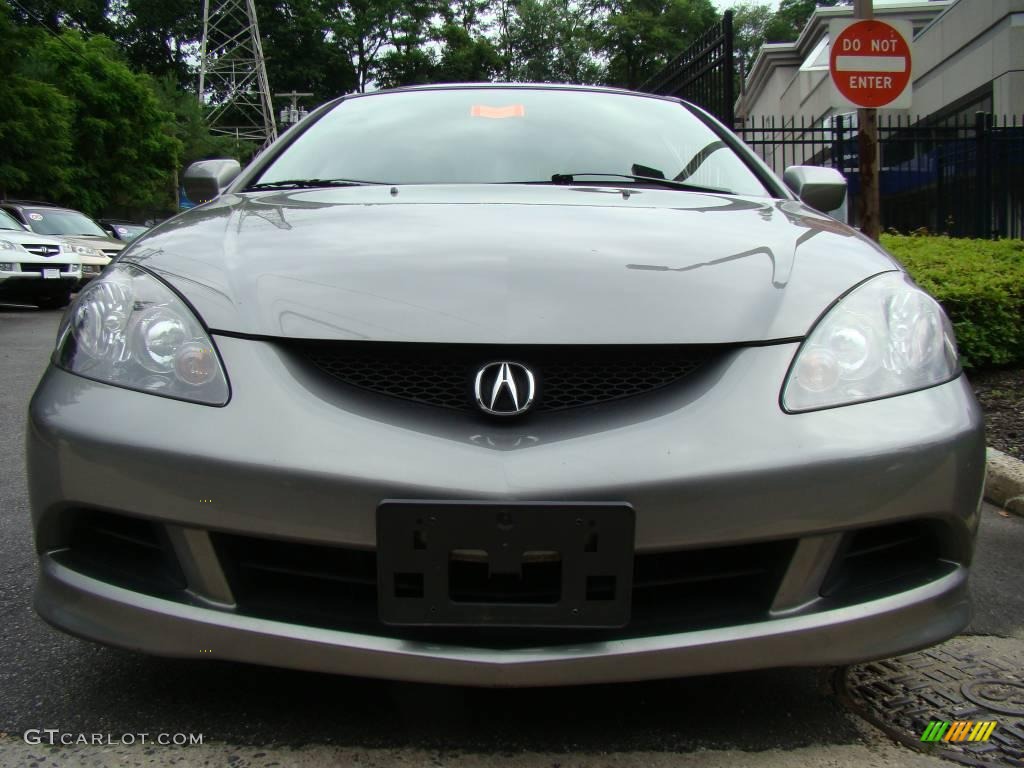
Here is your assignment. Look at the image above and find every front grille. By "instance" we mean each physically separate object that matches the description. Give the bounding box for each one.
[293,342,716,413]
[22,244,61,257]
[18,263,73,275]
[212,532,795,647]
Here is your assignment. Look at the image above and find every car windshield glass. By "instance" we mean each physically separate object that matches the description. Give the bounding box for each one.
[112,224,147,240]
[24,209,107,237]
[0,209,23,231]
[255,89,771,197]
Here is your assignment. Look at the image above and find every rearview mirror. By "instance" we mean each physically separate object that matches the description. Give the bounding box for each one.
[783,166,847,213]
[183,159,242,205]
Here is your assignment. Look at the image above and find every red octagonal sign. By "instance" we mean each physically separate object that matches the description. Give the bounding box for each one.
[829,19,912,109]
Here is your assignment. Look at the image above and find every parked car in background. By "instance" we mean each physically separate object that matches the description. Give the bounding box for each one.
[99,219,149,242]
[0,200,120,285]
[70,249,109,288]
[0,209,80,308]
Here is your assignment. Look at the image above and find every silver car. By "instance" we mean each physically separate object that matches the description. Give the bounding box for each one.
[27,85,985,687]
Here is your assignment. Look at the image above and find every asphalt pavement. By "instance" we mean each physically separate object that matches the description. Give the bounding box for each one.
[0,303,1021,767]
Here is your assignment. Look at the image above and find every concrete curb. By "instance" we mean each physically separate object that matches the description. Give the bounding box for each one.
[985,447,1024,516]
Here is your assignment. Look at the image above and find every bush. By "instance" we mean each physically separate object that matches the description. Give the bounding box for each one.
[882,235,1024,368]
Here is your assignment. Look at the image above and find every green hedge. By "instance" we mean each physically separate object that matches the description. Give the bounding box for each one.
[882,235,1024,368]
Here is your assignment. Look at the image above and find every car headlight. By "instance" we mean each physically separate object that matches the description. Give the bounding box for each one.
[56,262,229,405]
[0,239,25,252]
[63,243,102,257]
[782,272,959,412]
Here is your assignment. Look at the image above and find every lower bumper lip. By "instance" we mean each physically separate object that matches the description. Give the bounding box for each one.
[35,557,971,687]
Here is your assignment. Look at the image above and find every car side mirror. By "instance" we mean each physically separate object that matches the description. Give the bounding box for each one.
[783,166,847,213]
[183,159,242,205]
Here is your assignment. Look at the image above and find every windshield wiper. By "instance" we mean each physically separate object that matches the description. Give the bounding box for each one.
[543,172,731,195]
[243,178,384,191]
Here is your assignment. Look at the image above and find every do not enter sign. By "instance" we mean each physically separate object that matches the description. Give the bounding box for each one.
[829,19,912,109]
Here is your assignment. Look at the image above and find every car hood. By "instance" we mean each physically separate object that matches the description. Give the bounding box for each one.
[0,229,62,248]
[54,236,115,264]
[123,185,900,344]
[63,235,125,253]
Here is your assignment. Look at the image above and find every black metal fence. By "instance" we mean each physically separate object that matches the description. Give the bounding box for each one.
[640,11,734,127]
[734,112,1024,239]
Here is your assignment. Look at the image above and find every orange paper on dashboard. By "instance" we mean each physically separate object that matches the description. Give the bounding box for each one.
[470,104,525,119]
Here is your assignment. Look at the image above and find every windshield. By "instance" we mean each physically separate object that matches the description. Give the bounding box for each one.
[110,224,147,240]
[255,88,771,197]
[0,209,24,231]
[24,208,107,237]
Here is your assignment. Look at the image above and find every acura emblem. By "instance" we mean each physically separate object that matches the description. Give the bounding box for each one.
[474,362,536,416]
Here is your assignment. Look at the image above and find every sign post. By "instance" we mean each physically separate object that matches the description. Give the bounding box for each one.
[829,2,912,242]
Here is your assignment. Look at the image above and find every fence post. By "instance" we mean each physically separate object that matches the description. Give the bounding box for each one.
[832,114,844,174]
[831,115,848,223]
[935,124,945,234]
[723,11,735,128]
[974,111,992,238]
[987,112,995,236]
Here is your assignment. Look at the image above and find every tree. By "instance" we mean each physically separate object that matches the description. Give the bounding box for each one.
[505,0,605,84]
[108,0,201,81]
[148,75,256,166]
[17,29,182,215]
[440,0,492,31]
[371,0,440,87]
[375,3,504,89]
[257,0,357,102]
[433,23,503,83]
[376,45,437,88]
[601,0,719,90]
[8,0,111,36]
[764,0,844,44]
[330,0,401,92]
[731,0,773,83]
[0,9,74,200]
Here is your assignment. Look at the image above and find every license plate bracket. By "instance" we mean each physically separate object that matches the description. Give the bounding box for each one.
[377,501,635,628]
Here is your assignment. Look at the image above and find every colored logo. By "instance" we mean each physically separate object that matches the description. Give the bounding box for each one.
[920,720,997,743]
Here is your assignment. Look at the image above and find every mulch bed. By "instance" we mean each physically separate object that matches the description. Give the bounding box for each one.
[970,366,1024,459]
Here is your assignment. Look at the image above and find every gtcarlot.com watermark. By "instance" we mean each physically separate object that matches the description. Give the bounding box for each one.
[24,729,204,746]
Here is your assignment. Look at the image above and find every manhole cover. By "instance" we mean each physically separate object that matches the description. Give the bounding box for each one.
[963,680,1024,717]
[838,636,1024,767]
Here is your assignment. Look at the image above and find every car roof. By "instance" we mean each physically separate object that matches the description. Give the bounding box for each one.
[1,200,78,213]
[356,82,686,104]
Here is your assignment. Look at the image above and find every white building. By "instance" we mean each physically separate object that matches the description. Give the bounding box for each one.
[736,0,1024,129]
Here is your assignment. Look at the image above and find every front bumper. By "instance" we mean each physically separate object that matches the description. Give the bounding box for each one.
[76,262,108,288]
[27,337,986,685]
[0,273,77,300]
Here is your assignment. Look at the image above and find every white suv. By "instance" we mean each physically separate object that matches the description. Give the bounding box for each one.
[0,209,81,309]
